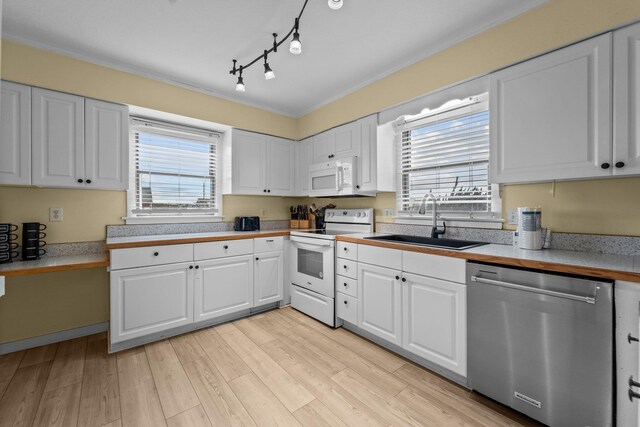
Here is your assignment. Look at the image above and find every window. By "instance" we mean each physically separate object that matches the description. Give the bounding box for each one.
[396,93,500,222]
[128,118,221,219]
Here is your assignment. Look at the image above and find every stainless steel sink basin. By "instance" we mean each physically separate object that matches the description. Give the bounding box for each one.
[364,234,488,250]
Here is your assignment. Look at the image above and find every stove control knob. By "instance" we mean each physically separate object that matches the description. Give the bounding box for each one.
[360,211,366,217]
[356,212,362,217]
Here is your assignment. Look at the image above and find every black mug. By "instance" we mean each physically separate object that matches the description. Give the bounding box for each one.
[22,246,46,260]
[0,223,18,233]
[0,233,18,244]
[0,250,19,264]
[0,242,19,252]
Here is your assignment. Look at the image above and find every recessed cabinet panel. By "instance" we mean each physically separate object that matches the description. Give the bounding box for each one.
[295,138,312,196]
[232,130,266,195]
[358,115,378,192]
[0,82,31,185]
[32,88,85,187]
[85,99,129,189]
[357,263,402,346]
[402,273,466,376]
[254,250,283,307]
[195,255,253,321]
[267,136,294,196]
[490,34,612,183]
[333,120,361,159]
[312,130,334,164]
[110,262,193,343]
[614,22,640,176]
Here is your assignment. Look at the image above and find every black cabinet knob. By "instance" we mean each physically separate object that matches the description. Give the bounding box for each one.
[189,265,194,269]
[343,247,348,251]
[195,265,199,269]
[328,155,331,159]
[256,257,259,261]
[153,252,159,256]
[401,277,406,282]
[263,189,267,192]
[344,300,348,305]
[77,179,84,183]
[223,245,229,249]
[267,189,271,193]
[395,275,400,280]
[343,282,347,287]
[86,179,92,184]
[601,162,610,169]
[356,185,360,189]
[343,265,347,269]
[616,161,626,168]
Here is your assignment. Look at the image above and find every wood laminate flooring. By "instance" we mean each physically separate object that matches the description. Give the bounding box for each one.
[0,307,542,426]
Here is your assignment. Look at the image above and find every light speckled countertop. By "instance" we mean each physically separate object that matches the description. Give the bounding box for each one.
[338,233,640,282]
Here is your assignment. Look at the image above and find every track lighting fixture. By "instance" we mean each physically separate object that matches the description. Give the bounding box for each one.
[263,51,275,80]
[229,0,342,91]
[328,0,343,10]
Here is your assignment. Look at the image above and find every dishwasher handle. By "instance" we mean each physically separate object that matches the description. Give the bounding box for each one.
[471,275,596,304]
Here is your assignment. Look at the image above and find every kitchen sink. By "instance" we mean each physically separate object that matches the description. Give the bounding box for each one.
[364,234,488,250]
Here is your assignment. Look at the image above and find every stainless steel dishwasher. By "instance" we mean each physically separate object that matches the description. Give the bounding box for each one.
[467,262,613,427]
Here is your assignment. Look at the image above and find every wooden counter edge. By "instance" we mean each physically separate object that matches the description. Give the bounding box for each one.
[105,230,291,250]
[0,256,110,277]
[337,235,640,283]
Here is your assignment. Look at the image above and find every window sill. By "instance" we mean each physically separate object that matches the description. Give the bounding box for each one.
[123,215,225,225]
[392,216,504,230]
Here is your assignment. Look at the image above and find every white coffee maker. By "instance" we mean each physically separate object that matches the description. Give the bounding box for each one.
[517,207,544,250]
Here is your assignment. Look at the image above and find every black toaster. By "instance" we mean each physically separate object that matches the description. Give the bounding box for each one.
[234,216,260,231]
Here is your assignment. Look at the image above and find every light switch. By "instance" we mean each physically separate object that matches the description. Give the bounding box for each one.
[50,207,63,222]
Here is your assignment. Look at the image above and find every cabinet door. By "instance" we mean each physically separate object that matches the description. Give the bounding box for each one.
[358,115,377,192]
[110,262,194,344]
[32,88,85,187]
[267,136,294,196]
[85,99,129,190]
[357,263,402,346]
[402,273,466,377]
[232,130,266,195]
[312,130,334,163]
[195,255,253,322]
[490,34,612,183]
[295,138,312,196]
[614,22,640,176]
[254,250,283,307]
[333,120,361,159]
[0,81,31,185]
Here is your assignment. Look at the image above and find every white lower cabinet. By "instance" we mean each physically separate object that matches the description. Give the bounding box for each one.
[110,262,194,344]
[254,251,284,307]
[357,263,403,346]
[195,255,254,322]
[402,273,467,377]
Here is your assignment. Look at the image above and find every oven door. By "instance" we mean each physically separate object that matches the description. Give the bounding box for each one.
[309,161,340,197]
[290,235,335,297]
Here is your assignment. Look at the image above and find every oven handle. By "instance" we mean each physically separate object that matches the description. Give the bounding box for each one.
[471,275,596,304]
[291,236,335,249]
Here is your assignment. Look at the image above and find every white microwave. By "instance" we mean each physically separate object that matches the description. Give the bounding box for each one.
[309,157,370,197]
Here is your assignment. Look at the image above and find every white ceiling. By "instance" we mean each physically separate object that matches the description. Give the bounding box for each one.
[2,0,545,117]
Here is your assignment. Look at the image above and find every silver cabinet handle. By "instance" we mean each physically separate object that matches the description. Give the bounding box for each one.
[471,275,596,304]
[630,389,640,402]
[629,333,639,343]
[630,376,640,389]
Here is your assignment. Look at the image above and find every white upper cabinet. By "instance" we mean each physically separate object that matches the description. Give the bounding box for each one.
[85,99,129,190]
[613,22,640,176]
[295,137,312,196]
[231,129,294,196]
[312,130,334,163]
[357,115,378,192]
[490,34,613,183]
[266,136,294,196]
[29,87,129,190]
[0,82,31,185]
[333,120,361,159]
[32,88,85,187]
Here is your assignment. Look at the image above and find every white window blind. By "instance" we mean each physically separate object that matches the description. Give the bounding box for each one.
[131,118,220,216]
[397,93,496,218]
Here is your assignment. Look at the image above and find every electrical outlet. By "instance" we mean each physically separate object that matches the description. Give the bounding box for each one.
[50,207,63,222]
[384,208,394,217]
[507,209,518,225]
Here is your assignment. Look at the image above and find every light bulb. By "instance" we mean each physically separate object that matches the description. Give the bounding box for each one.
[235,76,245,92]
[289,32,302,55]
[328,0,343,10]
[264,63,275,80]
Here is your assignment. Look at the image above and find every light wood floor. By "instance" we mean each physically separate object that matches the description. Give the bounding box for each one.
[0,307,542,427]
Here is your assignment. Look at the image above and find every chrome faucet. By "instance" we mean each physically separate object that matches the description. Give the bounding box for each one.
[418,193,446,238]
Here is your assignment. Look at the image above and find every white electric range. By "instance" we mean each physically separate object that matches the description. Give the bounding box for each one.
[289,208,374,326]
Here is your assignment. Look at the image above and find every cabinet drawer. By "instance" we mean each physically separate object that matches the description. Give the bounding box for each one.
[111,244,193,270]
[194,239,253,260]
[254,236,284,253]
[402,251,466,283]
[336,292,357,324]
[291,285,334,326]
[336,275,358,298]
[358,244,402,270]
[337,241,357,261]
[337,259,358,279]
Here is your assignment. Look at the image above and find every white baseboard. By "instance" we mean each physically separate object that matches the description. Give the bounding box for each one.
[0,322,109,355]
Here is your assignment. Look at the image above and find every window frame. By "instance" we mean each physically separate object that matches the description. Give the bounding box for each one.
[394,93,503,228]
[125,118,223,224]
